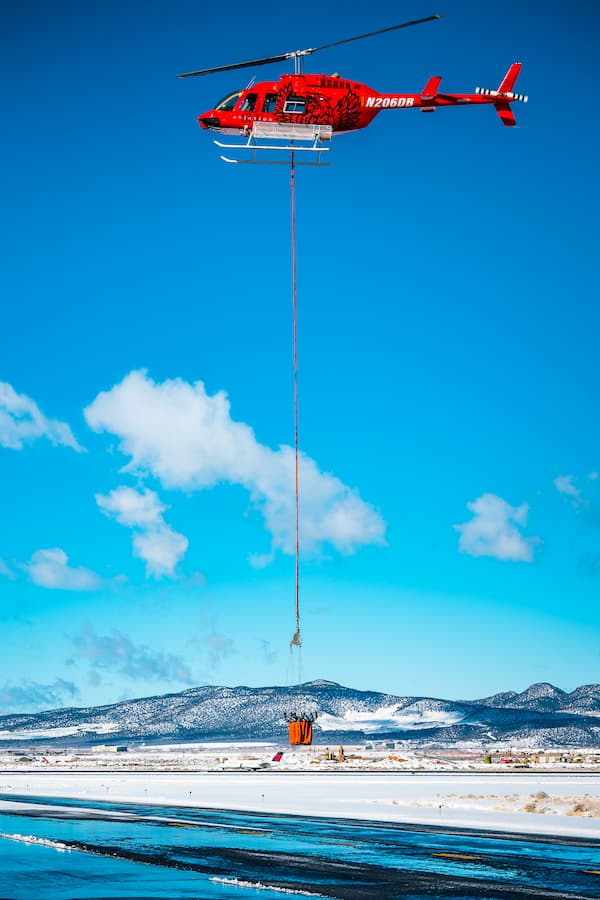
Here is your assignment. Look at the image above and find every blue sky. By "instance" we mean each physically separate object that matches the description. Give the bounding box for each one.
[1,0,599,713]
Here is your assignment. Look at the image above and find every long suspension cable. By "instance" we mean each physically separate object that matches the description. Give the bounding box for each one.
[292,151,300,636]
[290,150,301,675]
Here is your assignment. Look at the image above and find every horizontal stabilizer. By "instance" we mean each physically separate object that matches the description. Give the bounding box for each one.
[420,75,441,100]
[476,87,528,102]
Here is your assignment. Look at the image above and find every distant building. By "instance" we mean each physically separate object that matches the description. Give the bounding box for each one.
[91,745,128,753]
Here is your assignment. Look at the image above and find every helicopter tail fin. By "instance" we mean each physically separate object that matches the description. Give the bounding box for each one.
[475,63,527,126]
[495,63,526,127]
[497,62,522,94]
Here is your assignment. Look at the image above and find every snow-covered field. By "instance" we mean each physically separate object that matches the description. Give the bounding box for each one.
[1,769,599,839]
[317,705,466,732]
[4,742,600,771]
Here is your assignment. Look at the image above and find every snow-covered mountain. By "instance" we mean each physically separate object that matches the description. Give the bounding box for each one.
[1,679,599,747]
[475,682,600,715]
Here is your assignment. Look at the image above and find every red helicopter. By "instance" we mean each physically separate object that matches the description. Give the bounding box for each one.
[178,16,527,162]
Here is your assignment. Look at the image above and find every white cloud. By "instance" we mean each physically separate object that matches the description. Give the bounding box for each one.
[454,493,539,562]
[96,485,188,578]
[205,631,236,668]
[132,527,188,578]
[553,474,587,508]
[71,624,193,684]
[85,370,385,558]
[553,474,580,498]
[248,551,275,569]
[0,381,83,452]
[0,559,16,580]
[25,548,103,591]
[96,484,165,527]
[259,638,277,664]
[0,678,79,712]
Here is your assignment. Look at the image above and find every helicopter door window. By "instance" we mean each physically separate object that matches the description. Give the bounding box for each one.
[239,93,258,112]
[283,96,306,114]
[262,93,278,113]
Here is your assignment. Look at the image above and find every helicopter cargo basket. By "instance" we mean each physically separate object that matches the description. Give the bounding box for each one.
[215,122,332,165]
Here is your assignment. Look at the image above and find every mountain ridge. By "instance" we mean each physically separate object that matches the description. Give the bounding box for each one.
[1,679,599,748]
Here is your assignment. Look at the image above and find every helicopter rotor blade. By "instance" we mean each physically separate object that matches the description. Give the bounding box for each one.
[178,52,294,78]
[177,14,441,79]
[312,15,441,53]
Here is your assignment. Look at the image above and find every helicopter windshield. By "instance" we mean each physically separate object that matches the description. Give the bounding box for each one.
[214,91,242,111]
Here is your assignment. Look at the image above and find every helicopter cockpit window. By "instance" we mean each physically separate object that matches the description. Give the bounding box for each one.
[239,93,257,112]
[262,93,278,113]
[214,91,242,111]
[283,96,306,114]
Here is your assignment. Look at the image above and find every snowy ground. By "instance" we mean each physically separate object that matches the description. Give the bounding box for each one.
[1,768,599,840]
[3,742,600,772]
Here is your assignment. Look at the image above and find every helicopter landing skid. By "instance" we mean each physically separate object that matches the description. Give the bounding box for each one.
[214,122,332,165]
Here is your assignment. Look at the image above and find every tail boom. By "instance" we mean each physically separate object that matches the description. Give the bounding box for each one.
[362,63,527,128]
